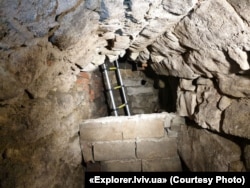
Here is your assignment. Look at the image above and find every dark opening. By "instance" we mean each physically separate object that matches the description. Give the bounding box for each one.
[141,79,147,85]
[143,65,179,113]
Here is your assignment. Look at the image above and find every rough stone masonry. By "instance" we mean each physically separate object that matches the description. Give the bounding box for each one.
[0,0,250,187]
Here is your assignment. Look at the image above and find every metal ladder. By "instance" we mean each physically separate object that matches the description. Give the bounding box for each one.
[101,60,131,116]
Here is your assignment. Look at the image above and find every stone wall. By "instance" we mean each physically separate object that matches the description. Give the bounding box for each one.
[107,67,159,115]
[178,119,246,171]
[1,0,250,187]
[102,64,179,116]
[80,112,246,172]
[0,66,108,188]
[79,113,183,172]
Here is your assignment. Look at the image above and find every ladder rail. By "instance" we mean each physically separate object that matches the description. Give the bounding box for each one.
[101,63,118,116]
[114,60,131,116]
[101,60,131,116]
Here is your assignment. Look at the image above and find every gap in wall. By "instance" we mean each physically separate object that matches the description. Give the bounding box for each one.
[142,64,179,113]
[98,58,179,116]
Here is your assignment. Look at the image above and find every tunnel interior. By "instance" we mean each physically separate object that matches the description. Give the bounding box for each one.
[1,0,250,187]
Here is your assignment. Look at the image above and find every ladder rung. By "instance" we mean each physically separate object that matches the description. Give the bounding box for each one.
[101,65,117,71]
[109,67,117,71]
[110,103,128,111]
[118,103,126,109]
[101,60,131,116]
[104,85,124,92]
[113,85,123,90]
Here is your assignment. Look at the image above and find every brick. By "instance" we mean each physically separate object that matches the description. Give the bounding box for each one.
[101,159,142,172]
[76,77,84,85]
[80,141,94,163]
[123,118,165,139]
[142,157,182,172]
[78,72,90,79]
[80,121,123,141]
[136,136,178,159]
[131,95,158,109]
[123,79,142,87]
[89,89,95,102]
[93,141,136,161]
[127,87,154,96]
[76,77,89,92]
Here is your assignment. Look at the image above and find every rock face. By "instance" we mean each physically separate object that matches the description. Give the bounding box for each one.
[222,99,250,139]
[178,124,243,171]
[1,0,250,187]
